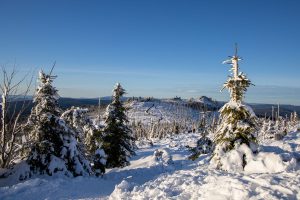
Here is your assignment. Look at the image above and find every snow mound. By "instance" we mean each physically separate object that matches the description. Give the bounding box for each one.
[0,161,31,186]
[211,143,297,173]
[109,180,135,200]
[245,152,297,173]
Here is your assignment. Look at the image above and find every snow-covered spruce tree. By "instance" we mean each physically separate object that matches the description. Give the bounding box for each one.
[102,83,135,168]
[211,46,258,171]
[26,70,91,177]
[61,107,107,176]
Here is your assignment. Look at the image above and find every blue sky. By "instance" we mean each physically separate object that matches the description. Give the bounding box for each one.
[0,0,300,105]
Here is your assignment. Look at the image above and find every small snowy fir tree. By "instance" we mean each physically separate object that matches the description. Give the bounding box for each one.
[26,70,91,177]
[61,107,107,175]
[211,46,258,171]
[102,83,135,168]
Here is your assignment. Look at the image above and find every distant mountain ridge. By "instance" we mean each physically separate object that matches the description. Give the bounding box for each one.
[2,96,299,118]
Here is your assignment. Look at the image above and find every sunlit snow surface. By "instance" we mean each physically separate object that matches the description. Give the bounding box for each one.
[1,132,300,200]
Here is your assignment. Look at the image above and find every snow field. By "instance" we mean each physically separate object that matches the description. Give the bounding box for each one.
[0,132,300,200]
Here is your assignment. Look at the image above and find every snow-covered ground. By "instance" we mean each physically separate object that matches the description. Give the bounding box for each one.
[1,131,300,200]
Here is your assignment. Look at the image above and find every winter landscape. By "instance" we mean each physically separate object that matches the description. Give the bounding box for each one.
[1,1,300,200]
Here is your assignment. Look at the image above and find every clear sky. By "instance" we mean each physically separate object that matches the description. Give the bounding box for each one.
[0,0,300,105]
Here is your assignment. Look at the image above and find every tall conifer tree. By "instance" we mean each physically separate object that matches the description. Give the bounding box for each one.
[26,70,91,176]
[211,46,258,170]
[102,83,135,168]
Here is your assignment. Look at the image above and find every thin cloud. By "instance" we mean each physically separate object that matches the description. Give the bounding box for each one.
[56,67,160,77]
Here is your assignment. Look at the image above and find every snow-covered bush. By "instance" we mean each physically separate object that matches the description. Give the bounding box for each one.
[189,136,213,160]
